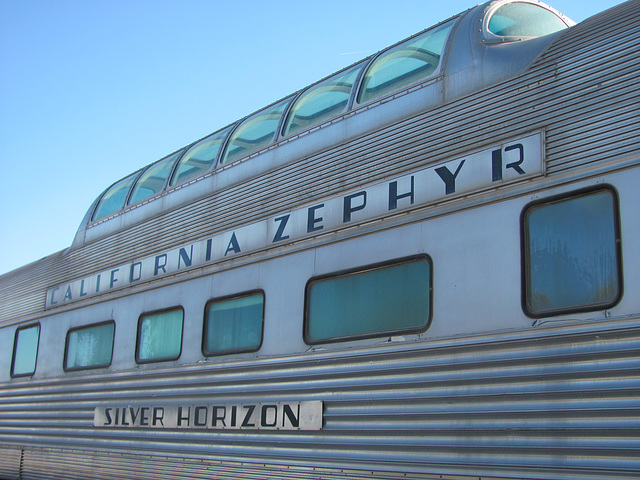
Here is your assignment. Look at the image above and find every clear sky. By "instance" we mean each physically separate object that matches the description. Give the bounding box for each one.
[0,0,625,275]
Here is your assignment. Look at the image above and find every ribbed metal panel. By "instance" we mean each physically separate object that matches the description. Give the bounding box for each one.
[0,318,638,479]
[0,445,20,480]
[0,254,58,324]
[16,447,509,480]
[1,4,639,476]
[1,1,638,325]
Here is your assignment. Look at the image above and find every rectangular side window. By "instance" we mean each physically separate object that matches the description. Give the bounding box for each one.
[64,321,115,371]
[305,255,432,344]
[11,324,40,377]
[203,292,264,356]
[136,308,183,363]
[522,187,622,317]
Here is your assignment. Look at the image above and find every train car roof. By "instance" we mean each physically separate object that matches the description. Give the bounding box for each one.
[72,0,573,248]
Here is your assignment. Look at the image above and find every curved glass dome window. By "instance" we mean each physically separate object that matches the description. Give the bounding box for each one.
[128,149,183,206]
[357,19,454,105]
[487,2,570,40]
[220,97,292,165]
[170,126,233,186]
[282,62,364,137]
[92,172,139,221]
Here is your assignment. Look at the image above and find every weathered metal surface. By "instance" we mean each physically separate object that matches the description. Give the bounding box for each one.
[0,319,639,479]
[0,1,638,479]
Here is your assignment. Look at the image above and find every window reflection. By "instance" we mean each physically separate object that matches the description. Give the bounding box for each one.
[283,63,363,137]
[203,292,264,356]
[305,257,431,344]
[488,3,569,38]
[12,324,40,377]
[65,322,114,371]
[128,150,183,206]
[137,308,183,363]
[171,127,232,186]
[92,173,138,221]
[524,189,621,316]
[358,20,453,104]
[220,98,292,165]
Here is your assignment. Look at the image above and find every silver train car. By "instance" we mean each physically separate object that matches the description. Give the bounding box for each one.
[1,0,638,478]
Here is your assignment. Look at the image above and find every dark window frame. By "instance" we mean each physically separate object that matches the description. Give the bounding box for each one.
[304,254,433,345]
[135,306,184,364]
[520,185,623,318]
[63,320,115,372]
[201,290,265,358]
[11,323,41,378]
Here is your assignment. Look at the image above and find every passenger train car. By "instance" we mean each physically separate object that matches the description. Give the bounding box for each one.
[0,0,638,478]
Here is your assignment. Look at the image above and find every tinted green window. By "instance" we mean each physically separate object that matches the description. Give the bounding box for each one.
[128,150,183,205]
[170,126,232,186]
[92,173,138,221]
[12,324,40,377]
[220,97,292,165]
[488,3,568,38]
[358,20,453,104]
[65,321,114,371]
[137,308,183,363]
[305,257,432,344]
[523,189,621,317]
[203,292,264,356]
[282,63,363,137]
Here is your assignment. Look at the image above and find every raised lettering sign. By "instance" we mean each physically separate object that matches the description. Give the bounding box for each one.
[94,401,323,431]
[47,133,543,307]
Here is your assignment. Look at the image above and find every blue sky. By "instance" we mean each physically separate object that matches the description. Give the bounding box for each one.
[0,0,624,275]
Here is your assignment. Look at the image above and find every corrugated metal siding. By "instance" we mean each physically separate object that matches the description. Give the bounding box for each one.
[0,318,638,479]
[1,2,638,325]
[0,254,60,324]
[15,448,505,480]
[535,2,640,173]
[0,445,20,480]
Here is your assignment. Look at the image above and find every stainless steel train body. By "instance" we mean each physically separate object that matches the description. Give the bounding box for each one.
[0,1,639,479]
